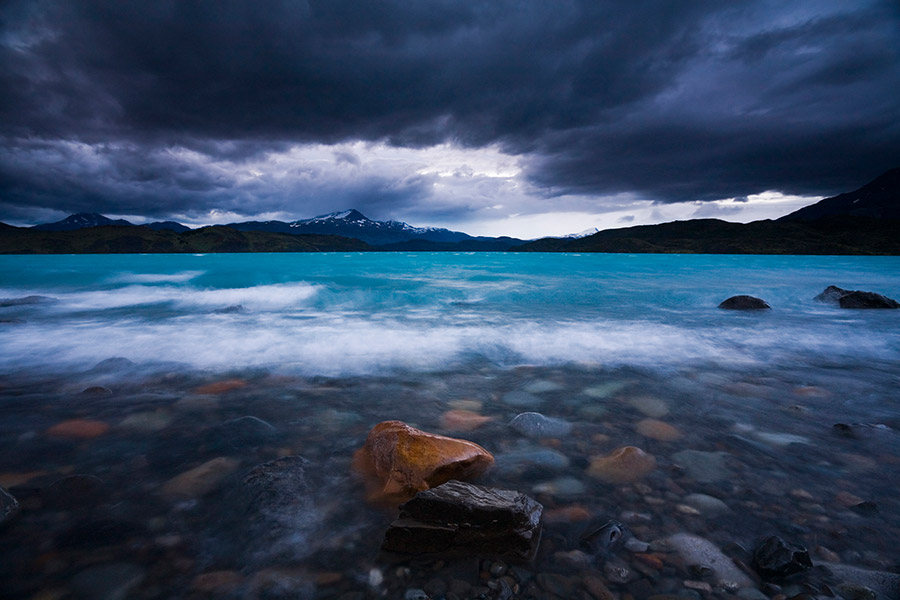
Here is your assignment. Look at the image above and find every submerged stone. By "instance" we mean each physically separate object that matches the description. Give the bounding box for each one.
[682,493,730,516]
[382,480,543,560]
[161,457,240,499]
[509,412,572,438]
[627,396,669,418]
[441,409,493,431]
[671,450,730,482]
[588,446,657,483]
[229,456,320,564]
[352,420,494,503]
[46,418,110,440]
[719,295,771,310]
[752,536,812,579]
[580,518,627,555]
[635,418,682,441]
[667,533,754,588]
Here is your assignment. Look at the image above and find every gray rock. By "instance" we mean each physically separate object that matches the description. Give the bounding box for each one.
[382,480,543,560]
[671,450,731,483]
[404,589,428,600]
[226,456,320,565]
[719,295,771,310]
[1,486,20,527]
[70,563,145,600]
[820,563,900,600]
[682,493,730,516]
[509,412,572,438]
[666,533,754,588]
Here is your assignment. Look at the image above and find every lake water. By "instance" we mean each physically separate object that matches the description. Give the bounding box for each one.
[1,253,899,599]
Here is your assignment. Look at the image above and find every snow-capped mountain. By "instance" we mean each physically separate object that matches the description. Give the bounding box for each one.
[560,227,599,239]
[229,209,475,245]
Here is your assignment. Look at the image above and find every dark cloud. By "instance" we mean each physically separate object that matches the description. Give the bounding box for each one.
[1,0,898,223]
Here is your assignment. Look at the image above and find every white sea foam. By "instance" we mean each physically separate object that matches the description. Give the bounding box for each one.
[107,270,206,284]
[48,282,321,312]
[1,314,896,377]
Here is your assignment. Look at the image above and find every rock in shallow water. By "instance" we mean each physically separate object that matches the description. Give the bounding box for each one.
[719,295,771,310]
[227,455,320,565]
[671,450,730,483]
[666,533,754,588]
[815,285,900,308]
[752,536,812,579]
[353,420,494,503]
[161,457,240,499]
[382,480,543,560]
[509,412,572,438]
[588,446,657,483]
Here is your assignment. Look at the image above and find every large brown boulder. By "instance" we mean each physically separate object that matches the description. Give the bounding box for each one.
[353,421,494,503]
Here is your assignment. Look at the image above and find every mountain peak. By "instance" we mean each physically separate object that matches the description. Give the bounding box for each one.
[780,166,900,221]
[31,213,134,231]
[296,209,370,225]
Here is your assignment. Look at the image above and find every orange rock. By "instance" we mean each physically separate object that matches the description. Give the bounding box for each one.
[161,457,240,499]
[193,379,246,394]
[440,409,493,431]
[634,553,664,570]
[352,420,494,503]
[191,570,244,593]
[46,419,110,439]
[587,446,657,483]
[635,418,682,442]
[0,471,47,488]
[543,506,592,523]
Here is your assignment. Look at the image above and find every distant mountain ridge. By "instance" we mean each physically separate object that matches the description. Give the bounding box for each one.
[31,213,133,231]
[227,209,489,245]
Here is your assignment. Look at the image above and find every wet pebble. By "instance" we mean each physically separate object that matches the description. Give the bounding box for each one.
[636,418,683,442]
[160,456,239,499]
[404,588,428,600]
[588,446,657,483]
[681,493,730,516]
[509,412,572,438]
[46,419,110,440]
[671,450,730,483]
[627,396,669,418]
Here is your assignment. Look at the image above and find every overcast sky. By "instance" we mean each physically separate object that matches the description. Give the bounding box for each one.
[1,0,898,237]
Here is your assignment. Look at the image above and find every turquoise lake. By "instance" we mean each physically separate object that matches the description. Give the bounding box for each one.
[1,253,899,599]
[2,252,899,375]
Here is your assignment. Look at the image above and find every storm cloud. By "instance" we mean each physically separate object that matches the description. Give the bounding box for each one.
[1,0,898,231]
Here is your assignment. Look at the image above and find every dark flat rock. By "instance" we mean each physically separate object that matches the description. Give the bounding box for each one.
[718,295,771,310]
[382,480,543,560]
[752,535,812,579]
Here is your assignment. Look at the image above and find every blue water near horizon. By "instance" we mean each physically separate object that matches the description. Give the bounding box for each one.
[1,252,899,376]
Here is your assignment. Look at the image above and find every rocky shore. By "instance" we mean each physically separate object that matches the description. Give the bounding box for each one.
[0,357,899,600]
